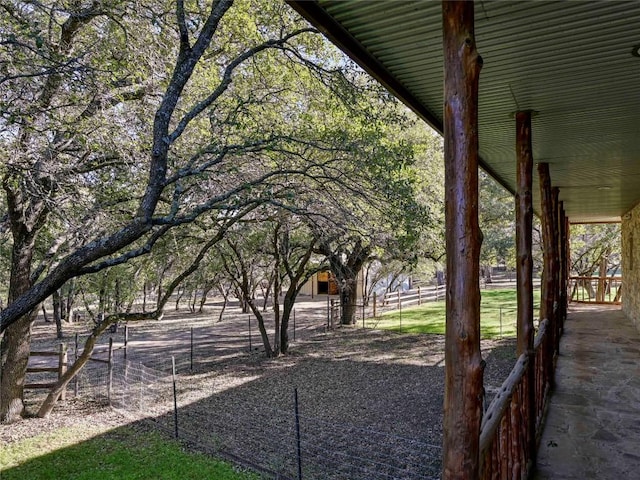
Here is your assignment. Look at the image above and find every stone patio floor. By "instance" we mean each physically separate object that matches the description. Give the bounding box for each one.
[534,303,640,479]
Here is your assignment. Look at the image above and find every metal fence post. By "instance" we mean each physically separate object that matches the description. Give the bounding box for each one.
[107,338,113,406]
[74,333,79,397]
[326,296,330,329]
[172,356,179,439]
[138,361,143,410]
[294,388,303,480]
[293,309,296,342]
[124,325,128,360]
[190,327,194,371]
[248,315,252,352]
[330,299,335,329]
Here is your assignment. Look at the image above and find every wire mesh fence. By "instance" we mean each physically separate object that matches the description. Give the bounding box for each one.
[70,342,442,480]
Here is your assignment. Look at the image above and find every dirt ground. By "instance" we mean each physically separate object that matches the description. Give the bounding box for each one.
[3,296,517,478]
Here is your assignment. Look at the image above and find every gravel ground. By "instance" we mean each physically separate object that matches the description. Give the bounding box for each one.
[3,297,517,478]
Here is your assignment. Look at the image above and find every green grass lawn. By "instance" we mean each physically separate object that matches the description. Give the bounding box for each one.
[372,288,541,339]
[0,424,257,480]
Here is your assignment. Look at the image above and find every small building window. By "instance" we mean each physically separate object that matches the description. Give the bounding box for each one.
[317,271,339,295]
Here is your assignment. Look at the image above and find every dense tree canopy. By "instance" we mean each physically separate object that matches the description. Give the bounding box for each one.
[479,171,515,279]
[0,0,448,420]
[570,223,620,277]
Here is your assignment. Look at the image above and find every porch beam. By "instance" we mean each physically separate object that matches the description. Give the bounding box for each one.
[442,1,483,478]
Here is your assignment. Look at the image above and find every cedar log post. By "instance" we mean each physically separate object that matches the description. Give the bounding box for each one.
[551,187,561,354]
[538,163,557,387]
[442,2,484,479]
[565,215,571,307]
[515,111,536,469]
[515,111,534,358]
[558,203,568,329]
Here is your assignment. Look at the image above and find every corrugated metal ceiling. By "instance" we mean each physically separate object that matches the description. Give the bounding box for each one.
[290,1,640,223]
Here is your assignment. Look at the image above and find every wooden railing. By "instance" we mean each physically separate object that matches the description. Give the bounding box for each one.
[533,320,550,436]
[569,276,622,304]
[479,319,549,479]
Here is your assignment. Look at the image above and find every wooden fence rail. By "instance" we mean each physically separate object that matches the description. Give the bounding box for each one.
[569,276,622,304]
[479,319,549,479]
[373,278,507,317]
[25,343,68,400]
[379,284,445,309]
[371,284,446,318]
[25,332,126,405]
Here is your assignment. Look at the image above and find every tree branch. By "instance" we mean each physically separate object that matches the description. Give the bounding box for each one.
[168,27,316,143]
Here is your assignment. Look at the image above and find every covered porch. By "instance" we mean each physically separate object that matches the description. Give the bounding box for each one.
[535,304,640,479]
[287,1,640,478]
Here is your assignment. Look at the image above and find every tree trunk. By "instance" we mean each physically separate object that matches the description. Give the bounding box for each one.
[0,229,39,423]
[0,310,38,423]
[280,293,295,355]
[363,264,372,306]
[52,290,63,340]
[42,304,50,323]
[59,296,67,322]
[272,278,281,356]
[142,281,148,312]
[198,285,213,313]
[247,301,274,357]
[442,1,483,478]
[339,277,358,325]
[190,289,197,313]
[216,284,230,322]
[114,277,122,312]
[98,272,108,317]
[175,286,185,311]
[64,279,76,321]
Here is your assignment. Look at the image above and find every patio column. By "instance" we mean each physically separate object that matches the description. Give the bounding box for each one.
[515,111,534,357]
[539,163,558,385]
[565,215,571,306]
[552,187,561,353]
[442,1,483,478]
[515,111,536,468]
[558,203,568,328]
